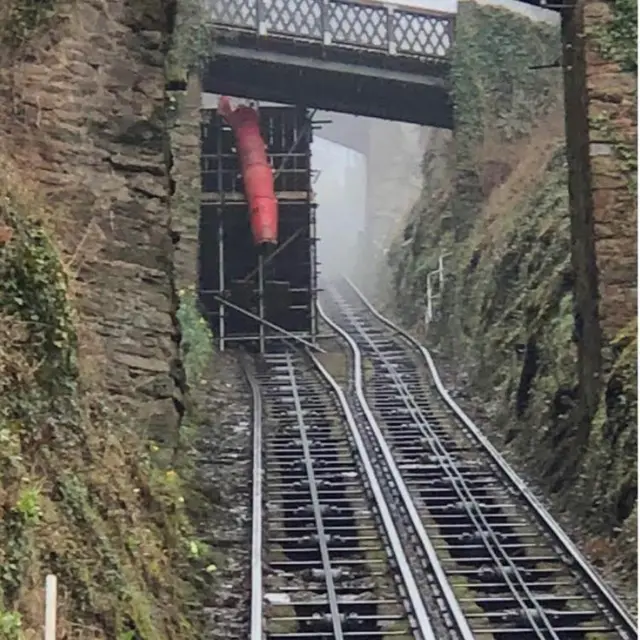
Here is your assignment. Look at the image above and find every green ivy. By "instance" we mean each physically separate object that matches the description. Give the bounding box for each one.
[453,2,561,164]
[594,0,637,72]
[450,2,562,239]
[0,203,77,392]
[1,0,57,49]
[176,286,213,387]
[0,610,23,640]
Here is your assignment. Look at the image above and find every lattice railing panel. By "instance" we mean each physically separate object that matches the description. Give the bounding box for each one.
[393,11,452,57]
[209,0,258,29]
[329,1,388,50]
[264,0,323,38]
[208,0,454,60]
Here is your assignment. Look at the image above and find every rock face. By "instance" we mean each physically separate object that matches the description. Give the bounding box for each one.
[1,0,183,433]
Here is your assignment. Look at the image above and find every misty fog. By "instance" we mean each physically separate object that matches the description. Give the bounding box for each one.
[312,130,367,282]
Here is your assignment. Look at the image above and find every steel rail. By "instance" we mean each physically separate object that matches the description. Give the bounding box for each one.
[306,349,437,640]
[283,353,345,639]
[242,356,264,640]
[329,287,562,639]
[343,275,639,638]
[317,297,476,639]
[247,347,423,639]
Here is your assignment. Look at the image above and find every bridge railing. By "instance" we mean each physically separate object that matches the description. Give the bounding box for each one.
[207,0,454,60]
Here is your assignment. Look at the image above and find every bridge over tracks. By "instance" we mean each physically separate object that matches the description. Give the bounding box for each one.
[203,0,455,127]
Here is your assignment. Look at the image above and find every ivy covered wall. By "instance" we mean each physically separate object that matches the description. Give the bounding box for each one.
[388,0,636,603]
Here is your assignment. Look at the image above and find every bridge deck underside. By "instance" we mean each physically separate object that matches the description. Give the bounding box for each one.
[204,33,453,128]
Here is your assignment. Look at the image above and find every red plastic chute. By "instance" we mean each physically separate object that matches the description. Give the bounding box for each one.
[218,96,278,246]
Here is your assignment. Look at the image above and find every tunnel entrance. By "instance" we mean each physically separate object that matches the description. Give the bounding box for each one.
[199,104,318,351]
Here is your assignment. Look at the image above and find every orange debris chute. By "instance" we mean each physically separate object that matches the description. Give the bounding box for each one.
[218,96,278,246]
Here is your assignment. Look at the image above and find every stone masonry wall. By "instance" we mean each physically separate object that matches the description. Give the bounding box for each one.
[169,74,202,291]
[0,0,182,434]
[584,0,637,341]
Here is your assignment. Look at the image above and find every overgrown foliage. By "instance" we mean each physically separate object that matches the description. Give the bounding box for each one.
[177,286,214,387]
[0,0,57,49]
[450,2,562,239]
[0,175,76,394]
[166,0,215,84]
[437,147,576,457]
[0,155,211,639]
[593,0,637,72]
[576,320,637,533]
[453,4,560,158]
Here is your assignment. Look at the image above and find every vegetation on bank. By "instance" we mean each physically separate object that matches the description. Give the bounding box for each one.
[450,3,560,239]
[592,0,637,72]
[0,0,217,636]
[390,2,562,322]
[0,155,213,639]
[389,0,636,595]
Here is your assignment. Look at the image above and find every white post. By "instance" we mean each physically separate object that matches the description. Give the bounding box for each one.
[438,253,445,291]
[426,275,433,324]
[45,575,57,640]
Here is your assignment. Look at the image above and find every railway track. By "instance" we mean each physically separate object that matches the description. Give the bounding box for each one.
[319,277,637,640]
[245,278,637,640]
[245,348,435,639]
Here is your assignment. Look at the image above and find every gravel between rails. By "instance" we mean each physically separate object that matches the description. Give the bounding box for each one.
[188,353,253,639]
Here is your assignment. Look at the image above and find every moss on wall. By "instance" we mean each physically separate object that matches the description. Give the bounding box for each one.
[0,155,211,639]
[165,0,215,86]
[389,0,636,596]
[592,0,637,72]
[451,2,561,239]
[0,0,58,50]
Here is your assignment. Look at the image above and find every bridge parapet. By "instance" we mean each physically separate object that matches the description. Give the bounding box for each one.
[209,0,454,60]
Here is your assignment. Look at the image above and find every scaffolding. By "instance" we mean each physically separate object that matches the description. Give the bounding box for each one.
[199,104,319,352]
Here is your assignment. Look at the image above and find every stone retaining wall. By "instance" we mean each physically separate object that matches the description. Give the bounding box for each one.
[1,0,183,433]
